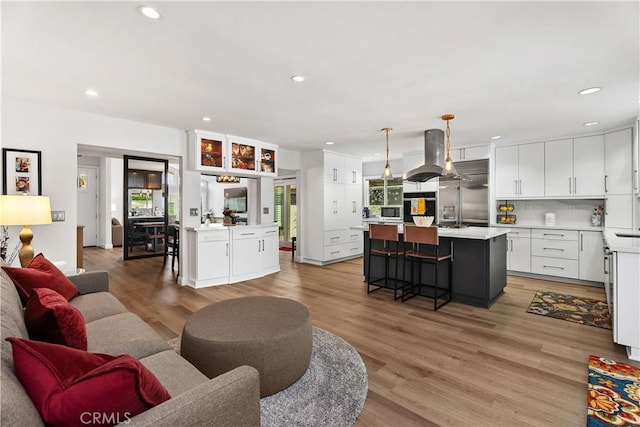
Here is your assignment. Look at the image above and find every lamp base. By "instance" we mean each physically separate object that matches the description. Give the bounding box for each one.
[18,225,35,267]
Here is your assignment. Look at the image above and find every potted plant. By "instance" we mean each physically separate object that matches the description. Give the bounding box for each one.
[222,207,236,225]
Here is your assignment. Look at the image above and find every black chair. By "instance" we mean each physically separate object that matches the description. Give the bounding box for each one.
[401,225,452,310]
[164,224,179,277]
[367,224,406,300]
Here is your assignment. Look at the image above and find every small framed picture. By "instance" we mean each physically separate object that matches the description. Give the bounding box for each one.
[2,148,42,195]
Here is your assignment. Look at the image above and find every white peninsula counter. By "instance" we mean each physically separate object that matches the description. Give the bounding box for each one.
[186,224,280,288]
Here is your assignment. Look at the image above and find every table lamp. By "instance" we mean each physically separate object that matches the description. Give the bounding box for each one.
[0,195,52,267]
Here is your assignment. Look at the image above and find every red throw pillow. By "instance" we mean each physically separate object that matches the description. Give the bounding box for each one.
[6,338,171,427]
[1,253,79,303]
[25,288,87,350]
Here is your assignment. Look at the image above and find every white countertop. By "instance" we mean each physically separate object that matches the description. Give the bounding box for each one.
[187,224,277,232]
[354,224,509,240]
[493,223,603,232]
[604,230,640,254]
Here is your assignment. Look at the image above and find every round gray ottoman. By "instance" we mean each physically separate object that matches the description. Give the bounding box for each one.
[181,296,312,397]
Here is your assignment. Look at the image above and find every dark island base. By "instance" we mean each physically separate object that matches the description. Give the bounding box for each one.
[363,231,507,309]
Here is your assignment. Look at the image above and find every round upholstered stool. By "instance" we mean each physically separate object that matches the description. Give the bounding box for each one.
[181,296,312,397]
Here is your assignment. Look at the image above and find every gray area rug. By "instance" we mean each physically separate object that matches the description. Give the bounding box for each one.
[168,326,367,427]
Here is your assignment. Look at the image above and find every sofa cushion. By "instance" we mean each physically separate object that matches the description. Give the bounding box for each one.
[2,254,78,303]
[139,350,209,397]
[25,288,87,350]
[70,292,127,323]
[7,337,171,427]
[86,312,171,359]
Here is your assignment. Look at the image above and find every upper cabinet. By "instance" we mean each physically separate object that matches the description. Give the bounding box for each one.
[127,170,163,190]
[605,128,633,195]
[544,136,604,197]
[189,130,278,177]
[449,145,490,162]
[323,151,361,184]
[495,143,544,198]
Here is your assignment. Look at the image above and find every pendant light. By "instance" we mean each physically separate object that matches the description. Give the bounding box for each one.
[441,114,458,177]
[381,127,393,180]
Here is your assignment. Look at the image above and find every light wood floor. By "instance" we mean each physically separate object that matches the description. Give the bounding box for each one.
[84,247,631,427]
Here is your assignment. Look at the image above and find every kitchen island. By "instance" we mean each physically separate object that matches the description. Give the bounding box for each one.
[360,224,509,308]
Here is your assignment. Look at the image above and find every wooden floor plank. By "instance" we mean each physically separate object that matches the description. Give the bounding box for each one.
[84,247,633,426]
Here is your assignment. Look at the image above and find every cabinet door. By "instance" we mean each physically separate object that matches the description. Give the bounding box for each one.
[518,142,545,197]
[258,142,278,176]
[323,182,345,231]
[573,135,605,196]
[579,231,604,282]
[197,240,229,280]
[344,184,362,227]
[231,235,262,277]
[462,145,489,160]
[495,145,519,198]
[544,139,573,197]
[146,171,163,190]
[605,194,633,230]
[190,130,227,172]
[261,231,279,271]
[227,135,259,175]
[324,152,345,182]
[509,237,531,272]
[605,128,633,195]
[344,156,362,184]
[449,148,463,162]
[127,170,146,189]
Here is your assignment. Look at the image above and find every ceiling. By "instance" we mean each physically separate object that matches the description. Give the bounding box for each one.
[2,1,639,162]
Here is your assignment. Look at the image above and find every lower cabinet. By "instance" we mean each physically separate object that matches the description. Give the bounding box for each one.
[531,229,579,279]
[507,229,531,272]
[579,231,604,282]
[187,225,280,288]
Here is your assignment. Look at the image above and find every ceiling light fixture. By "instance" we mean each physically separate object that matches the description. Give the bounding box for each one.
[583,121,600,126]
[578,87,601,95]
[381,127,393,180]
[290,75,305,83]
[85,89,98,97]
[138,5,161,19]
[441,114,458,177]
[325,141,335,145]
[202,117,211,122]
[490,135,501,140]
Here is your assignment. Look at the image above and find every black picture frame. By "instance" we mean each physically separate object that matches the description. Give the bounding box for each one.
[2,148,42,195]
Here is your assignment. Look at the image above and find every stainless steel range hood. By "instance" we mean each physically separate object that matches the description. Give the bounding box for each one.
[405,129,445,182]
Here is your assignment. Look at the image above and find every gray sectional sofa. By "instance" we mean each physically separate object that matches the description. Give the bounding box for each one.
[1,267,261,426]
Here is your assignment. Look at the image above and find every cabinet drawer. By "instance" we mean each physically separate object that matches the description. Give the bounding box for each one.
[531,239,579,260]
[531,229,578,241]
[531,256,579,279]
[507,228,531,238]
[324,230,346,246]
[345,229,362,243]
[232,229,260,240]
[197,230,229,242]
[323,241,363,260]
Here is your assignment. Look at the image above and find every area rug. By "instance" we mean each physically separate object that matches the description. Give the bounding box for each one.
[526,290,611,329]
[587,355,640,426]
[168,327,368,427]
[279,246,292,252]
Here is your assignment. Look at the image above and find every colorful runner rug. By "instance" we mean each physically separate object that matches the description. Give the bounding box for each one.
[587,355,640,426]
[526,290,611,329]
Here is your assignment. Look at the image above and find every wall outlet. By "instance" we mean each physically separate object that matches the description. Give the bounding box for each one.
[263,207,269,214]
[51,211,65,221]
[190,208,199,216]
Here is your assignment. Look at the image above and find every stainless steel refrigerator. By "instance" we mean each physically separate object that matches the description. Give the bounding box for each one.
[437,159,489,227]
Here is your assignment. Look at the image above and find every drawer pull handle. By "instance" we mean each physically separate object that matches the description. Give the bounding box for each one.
[241,233,255,236]
[543,247,564,251]
[543,265,564,270]
[330,251,340,255]
[543,233,565,237]
[330,236,340,240]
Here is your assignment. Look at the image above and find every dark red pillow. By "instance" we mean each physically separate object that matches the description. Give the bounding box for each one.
[6,338,171,427]
[1,253,79,303]
[25,288,87,350]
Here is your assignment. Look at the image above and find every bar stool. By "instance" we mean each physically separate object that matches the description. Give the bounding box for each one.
[402,225,452,310]
[367,224,406,300]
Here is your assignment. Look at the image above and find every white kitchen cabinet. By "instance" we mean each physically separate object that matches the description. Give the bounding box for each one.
[323,182,346,231]
[605,128,633,195]
[344,156,362,184]
[324,151,346,183]
[614,250,640,360]
[188,130,228,173]
[605,194,634,230]
[544,136,604,197]
[506,229,531,272]
[495,143,544,198]
[230,226,280,282]
[530,229,579,279]
[579,231,604,282]
[403,180,438,193]
[633,120,639,196]
[454,145,490,161]
[261,227,279,272]
[187,229,230,287]
[345,183,363,227]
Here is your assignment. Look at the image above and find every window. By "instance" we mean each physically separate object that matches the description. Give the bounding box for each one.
[367,178,403,215]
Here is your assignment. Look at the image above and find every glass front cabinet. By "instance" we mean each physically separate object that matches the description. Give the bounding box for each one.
[189,130,277,177]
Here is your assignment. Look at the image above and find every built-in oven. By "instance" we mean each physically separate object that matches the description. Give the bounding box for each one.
[403,192,436,223]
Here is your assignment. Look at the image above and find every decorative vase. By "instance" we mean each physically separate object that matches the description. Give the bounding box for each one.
[223,216,232,225]
[591,214,602,227]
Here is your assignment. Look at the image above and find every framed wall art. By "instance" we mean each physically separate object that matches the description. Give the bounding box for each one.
[2,148,42,195]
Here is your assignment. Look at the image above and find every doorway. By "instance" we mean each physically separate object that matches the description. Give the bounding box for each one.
[274,180,296,248]
[123,156,168,260]
[77,166,98,247]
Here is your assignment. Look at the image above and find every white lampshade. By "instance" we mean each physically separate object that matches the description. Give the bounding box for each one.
[0,195,52,226]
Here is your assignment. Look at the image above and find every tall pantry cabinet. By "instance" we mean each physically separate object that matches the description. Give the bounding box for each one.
[303,150,363,264]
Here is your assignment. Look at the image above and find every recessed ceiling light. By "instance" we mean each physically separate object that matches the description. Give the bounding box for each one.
[583,121,600,126]
[373,153,381,156]
[138,5,161,19]
[578,87,601,95]
[490,135,501,140]
[85,89,98,97]
[325,141,335,145]
[202,117,211,122]
[290,75,306,83]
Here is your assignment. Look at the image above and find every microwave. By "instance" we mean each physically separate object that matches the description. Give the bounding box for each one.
[380,206,401,219]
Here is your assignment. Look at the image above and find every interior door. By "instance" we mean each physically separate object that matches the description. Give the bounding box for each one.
[274,181,297,248]
[77,166,98,247]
